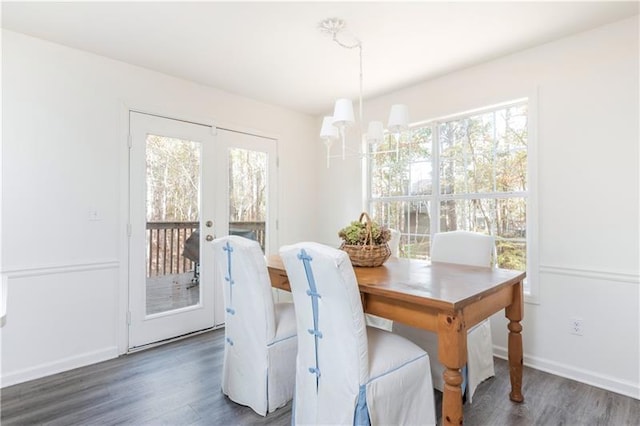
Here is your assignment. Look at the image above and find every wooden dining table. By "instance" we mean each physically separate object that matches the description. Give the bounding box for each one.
[267,255,526,426]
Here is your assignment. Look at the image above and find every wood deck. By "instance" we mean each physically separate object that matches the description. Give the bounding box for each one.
[146,272,199,315]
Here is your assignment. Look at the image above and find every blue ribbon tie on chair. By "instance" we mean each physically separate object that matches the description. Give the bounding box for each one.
[354,384,371,426]
[224,241,236,314]
[298,249,322,390]
[224,241,236,344]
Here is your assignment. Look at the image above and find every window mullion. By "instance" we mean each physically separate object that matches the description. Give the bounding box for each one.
[432,122,440,235]
[438,191,528,201]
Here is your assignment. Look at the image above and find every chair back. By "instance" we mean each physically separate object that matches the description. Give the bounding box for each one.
[388,228,401,257]
[213,236,276,347]
[431,230,495,267]
[280,242,369,417]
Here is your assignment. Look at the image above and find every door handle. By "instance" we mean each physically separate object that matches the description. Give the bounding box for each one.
[205,234,213,242]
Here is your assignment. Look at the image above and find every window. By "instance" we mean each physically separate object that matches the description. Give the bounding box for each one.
[368,100,535,296]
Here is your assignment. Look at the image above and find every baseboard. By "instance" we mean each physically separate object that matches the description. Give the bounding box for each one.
[493,345,640,400]
[1,346,119,388]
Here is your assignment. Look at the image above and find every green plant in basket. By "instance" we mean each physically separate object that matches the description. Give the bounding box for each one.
[338,213,391,267]
[338,217,391,246]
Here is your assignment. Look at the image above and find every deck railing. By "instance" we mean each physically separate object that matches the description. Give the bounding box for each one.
[146,221,266,277]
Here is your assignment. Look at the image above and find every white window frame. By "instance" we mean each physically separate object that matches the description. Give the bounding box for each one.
[366,97,539,303]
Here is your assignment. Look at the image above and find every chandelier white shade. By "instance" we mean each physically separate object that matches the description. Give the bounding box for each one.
[388,104,410,133]
[320,116,338,140]
[332,99,355,128]
[366,121,385,144]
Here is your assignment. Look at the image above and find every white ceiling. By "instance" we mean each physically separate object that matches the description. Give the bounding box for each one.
[2,1,638,115]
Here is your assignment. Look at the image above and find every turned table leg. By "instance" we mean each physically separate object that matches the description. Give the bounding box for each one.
[438,313,466,426]
[506,280,524,403]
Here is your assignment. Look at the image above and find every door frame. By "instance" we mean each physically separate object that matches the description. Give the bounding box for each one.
[128,111,218,349]
[117,101,280,354]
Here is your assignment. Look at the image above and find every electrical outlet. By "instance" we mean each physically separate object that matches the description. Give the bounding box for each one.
[569,317,584,336]
[88,209,100,221]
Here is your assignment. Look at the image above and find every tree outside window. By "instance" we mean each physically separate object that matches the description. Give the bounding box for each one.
[368,101,528,272]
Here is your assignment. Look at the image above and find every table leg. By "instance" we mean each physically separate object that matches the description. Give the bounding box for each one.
[505,280,524,403]
[438,313,466,426]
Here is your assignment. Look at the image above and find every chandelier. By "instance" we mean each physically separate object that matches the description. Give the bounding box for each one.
[318,17,409,167]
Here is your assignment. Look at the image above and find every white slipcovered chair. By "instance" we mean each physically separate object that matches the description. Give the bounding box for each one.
[212,236,297,416]
[388,228,401,257]
[393,230,496,403]
[280,242,436,425]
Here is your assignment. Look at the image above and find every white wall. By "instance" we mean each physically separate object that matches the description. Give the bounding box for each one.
[0,29,320,386]
[319,16,640,398]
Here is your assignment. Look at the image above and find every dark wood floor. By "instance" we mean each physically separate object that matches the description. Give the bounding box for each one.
[2,328,638,425]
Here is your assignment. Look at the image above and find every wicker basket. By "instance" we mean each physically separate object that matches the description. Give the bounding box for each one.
[339,213,391,267]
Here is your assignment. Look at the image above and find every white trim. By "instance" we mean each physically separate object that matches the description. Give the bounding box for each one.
[539,264,639,283]
[431,122,441,237]
[2,260,119,278]
[1,275,8,323]
[524,87,540,304]
[437,192,528,200]
[118,100,131,356]
[494,346,640,400]
[411,98,530,129]
[120,98,282,141]
[369,192,527,203]
[1,346,119,388]
[121,99,217,130]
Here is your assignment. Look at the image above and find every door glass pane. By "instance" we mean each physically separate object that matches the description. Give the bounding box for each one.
[228,148,267,252]
[145,135,201,315]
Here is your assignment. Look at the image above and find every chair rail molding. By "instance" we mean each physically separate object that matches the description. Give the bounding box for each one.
[539,264,639,284]
[2,259,120,279]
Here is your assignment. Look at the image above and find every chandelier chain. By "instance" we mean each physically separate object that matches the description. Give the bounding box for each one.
[319,17,364,124]
[329,34,364,127]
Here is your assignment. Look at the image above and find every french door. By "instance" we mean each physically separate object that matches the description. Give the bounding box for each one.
[128,112,277,349]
